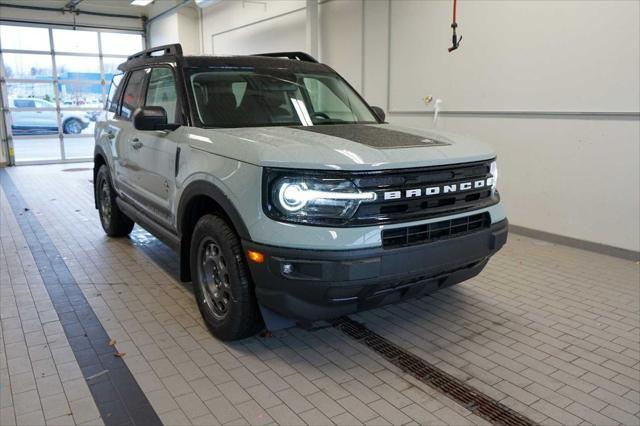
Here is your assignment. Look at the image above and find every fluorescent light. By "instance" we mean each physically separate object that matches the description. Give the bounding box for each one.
[131,0,153,6]
[194,0,223,7]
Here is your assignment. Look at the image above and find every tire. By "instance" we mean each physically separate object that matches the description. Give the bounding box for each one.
[63,118,83,134]
[95,165,134,237]
[190,214,262,340]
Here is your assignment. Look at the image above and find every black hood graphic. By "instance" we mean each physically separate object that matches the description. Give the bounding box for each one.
[292,124,451,149]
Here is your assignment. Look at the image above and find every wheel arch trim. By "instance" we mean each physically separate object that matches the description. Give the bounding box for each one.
[177,180,252,242]
[176,180,252,282]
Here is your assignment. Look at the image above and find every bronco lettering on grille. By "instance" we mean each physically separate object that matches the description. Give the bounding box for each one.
[383,177,494,201]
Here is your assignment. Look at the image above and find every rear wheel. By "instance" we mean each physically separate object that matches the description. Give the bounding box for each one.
[190,214,262,340]
[96,165,134,237]
[63,118,83,134]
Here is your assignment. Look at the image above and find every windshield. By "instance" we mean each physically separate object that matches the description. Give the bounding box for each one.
[188,69,377,128]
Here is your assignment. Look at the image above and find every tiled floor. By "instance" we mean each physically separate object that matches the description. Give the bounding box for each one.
[0,163,638,426]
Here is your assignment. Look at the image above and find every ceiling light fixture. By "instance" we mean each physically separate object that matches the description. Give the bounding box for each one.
[131,0,153,6]
[194,0,223,8]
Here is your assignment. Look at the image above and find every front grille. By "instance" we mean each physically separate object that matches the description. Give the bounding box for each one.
[382,213,490,248]
[351,159,498,225]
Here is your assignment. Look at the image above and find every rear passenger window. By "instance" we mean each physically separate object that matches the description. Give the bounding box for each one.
[145,67,179,123]
[106,73,124,113]
[13,99,35,108]
[119,69,147,120]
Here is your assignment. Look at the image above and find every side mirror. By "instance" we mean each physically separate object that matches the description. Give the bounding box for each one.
[133,106,179,131]
[371,106,386,123]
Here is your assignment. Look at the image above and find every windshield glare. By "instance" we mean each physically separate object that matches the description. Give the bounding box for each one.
[189,69,377,128]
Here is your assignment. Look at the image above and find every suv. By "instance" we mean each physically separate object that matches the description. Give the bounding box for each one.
[94,44,507,340]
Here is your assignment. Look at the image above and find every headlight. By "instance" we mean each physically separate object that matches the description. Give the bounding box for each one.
[264,170,377,225]
[490,161,498,193]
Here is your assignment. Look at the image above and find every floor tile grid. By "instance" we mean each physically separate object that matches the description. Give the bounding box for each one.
[5,164,640,426]
[1,187,104,426]
[5,165,491,425]
[354,235,639,426]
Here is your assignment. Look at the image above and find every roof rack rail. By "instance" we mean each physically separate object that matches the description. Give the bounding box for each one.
[127,43,183,61]
[252,51,318,63]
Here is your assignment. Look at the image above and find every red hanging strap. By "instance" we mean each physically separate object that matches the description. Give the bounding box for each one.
[452,0,457,24]
[448,0,462,52]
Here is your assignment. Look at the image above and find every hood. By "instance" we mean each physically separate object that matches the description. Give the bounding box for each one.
[183,123,495,171]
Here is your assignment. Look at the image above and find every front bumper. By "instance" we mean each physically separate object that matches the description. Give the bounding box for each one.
[243,218,508,321]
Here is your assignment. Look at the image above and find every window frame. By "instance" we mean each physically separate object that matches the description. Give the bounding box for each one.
[105,73,124,113]
[116,67,149,121]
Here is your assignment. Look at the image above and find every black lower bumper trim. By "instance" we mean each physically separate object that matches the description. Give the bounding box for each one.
[244,218,508,321]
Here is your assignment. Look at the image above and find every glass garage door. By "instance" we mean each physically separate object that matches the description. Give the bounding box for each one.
[0,24,144,164]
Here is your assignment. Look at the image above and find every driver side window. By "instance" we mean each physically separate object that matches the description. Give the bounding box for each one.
[120,69,146,120]
[145,67,179,123]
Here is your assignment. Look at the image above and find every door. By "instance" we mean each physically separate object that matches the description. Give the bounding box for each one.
[1,24,144,164]
[129,66,181,227]
[34,100,59,129]
[108,68,147,197]
[10,99,36,128]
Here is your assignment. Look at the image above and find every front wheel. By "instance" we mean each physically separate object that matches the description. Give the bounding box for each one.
[190,214,262,340]
[95,165,134,237]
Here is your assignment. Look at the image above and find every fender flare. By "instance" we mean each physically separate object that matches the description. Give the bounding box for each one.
[177,180,251,241]
[93,144,108,167]
[93,145,109,209]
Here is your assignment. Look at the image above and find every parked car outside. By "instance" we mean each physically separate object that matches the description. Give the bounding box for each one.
[10,97,91,134]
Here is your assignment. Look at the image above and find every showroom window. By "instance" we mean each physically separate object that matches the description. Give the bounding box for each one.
[0,24,144,164]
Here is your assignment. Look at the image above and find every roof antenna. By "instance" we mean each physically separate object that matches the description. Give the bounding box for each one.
[448,0,462,52]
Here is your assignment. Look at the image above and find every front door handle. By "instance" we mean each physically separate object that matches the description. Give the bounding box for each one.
[130,138,143,150]
[106,130,115,140]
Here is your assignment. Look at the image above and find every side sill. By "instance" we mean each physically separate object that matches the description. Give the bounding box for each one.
[116,197,181,251]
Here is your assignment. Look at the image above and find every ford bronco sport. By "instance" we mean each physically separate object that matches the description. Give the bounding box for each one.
[93,44,508,340]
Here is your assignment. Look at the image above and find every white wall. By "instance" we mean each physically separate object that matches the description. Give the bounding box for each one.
[387,1,639,113]
[363,1,640,253]
[148,4,201,55]
[156,0,640,252]
[177,7,201,55]
[148,12,180,48]
[201,1,305,55]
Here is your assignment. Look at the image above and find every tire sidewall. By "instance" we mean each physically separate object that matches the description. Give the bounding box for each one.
[63,118,81,134]
[190,215,254,339]
[96,166,113,234]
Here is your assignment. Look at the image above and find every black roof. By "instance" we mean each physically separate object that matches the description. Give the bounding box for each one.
[118,43,330,73]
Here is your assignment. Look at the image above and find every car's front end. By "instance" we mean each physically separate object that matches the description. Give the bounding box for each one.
[243,153,507,320]
[180,55,508,324]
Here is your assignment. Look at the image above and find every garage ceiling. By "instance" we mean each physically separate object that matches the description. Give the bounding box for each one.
[0,0,183,17]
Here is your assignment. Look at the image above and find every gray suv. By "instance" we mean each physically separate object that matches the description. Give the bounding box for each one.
[94,44,508,340]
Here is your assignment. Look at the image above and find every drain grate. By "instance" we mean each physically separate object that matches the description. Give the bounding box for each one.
[333,317,536,426]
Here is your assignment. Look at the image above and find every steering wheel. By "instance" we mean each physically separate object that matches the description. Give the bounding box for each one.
[312,112,331,120]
